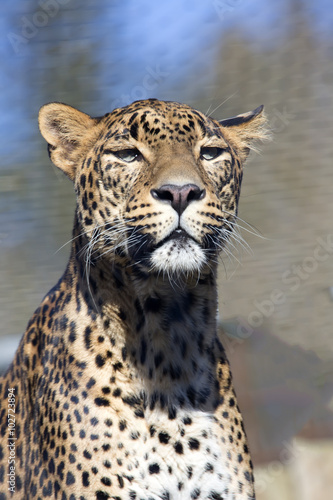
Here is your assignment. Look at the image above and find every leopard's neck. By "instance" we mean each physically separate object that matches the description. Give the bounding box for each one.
[59,233,221,407]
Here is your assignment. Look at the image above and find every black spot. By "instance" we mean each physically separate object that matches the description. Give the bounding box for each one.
[86,378,96,389]
[128,112,139,125]
[191,488,201,499]
[95,355,105,367]
[148,463,160,474]
[169,364,182,380]
[134,408,144,418]
[122,394,141,407]
[154,352,164,368]
[96,490,110,499]
[209,493,223,500]
[74,409,81,423]
[158,431,170,444]
[134,298,144,315]
[174,442,183,454]
[144,296,162,313]
[168,406,177,420]
[68,322,76,343]
[244,470,252,482]
[101,477,112,486]
[84,326,92,350]
[187,386,196,406]
[82,471,89,487]
[113,362,123,371]
[165,301,183,323]
[66,471,75,485]
[119,420,127,431]
[205,463,214,472]
[188,438,200,450]
[94,397,110,407]
[130,122,138,140]
[80,174,86,188]
[117,475,124,488]
[48,458,55,474]
[140,338,147,365]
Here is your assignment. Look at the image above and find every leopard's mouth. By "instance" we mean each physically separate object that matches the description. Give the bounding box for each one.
[126,226,207,273]
[154,228,197,250]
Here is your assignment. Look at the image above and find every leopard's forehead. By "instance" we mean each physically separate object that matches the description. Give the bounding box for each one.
[102,99,222,144]
[113,99,205,120]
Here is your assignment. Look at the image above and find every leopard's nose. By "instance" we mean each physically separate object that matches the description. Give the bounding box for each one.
[151,184,206,216]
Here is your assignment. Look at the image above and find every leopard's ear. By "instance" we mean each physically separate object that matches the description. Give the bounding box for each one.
[219,105,270,161]
[39,103,98,181]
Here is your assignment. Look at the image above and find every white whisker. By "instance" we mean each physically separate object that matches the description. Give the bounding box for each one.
[207,92,238,118]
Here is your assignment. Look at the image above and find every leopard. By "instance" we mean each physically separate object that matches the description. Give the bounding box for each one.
[0,98,268,500]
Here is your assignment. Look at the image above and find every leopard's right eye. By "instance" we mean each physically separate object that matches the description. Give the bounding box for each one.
[200,146,224,161]
[112,148,143,163]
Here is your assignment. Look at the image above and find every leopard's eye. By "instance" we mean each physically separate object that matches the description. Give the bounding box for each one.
[200,147,224,160]
[113,148,143,163]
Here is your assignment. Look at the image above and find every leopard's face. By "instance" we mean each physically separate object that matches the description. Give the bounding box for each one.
[39,99,267,275]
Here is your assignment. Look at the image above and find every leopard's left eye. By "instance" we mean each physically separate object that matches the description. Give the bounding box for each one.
[200,147,224,161]
[113,148,143,163]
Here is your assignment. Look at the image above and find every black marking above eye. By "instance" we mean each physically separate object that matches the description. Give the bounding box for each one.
[108,148,143,163]
[200,147,224,161]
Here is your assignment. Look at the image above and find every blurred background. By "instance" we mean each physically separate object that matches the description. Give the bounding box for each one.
[1,0,333,498]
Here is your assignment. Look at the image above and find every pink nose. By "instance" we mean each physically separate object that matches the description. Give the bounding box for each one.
[151,184,206,216]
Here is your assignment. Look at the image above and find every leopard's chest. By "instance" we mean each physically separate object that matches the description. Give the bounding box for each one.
[68,406,230,500]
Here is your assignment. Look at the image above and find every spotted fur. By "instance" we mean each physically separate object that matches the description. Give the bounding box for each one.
[0,99,268,499]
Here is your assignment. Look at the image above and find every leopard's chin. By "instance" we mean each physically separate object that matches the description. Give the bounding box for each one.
[150,237,207,275]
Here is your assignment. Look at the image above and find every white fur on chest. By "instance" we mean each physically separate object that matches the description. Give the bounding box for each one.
[113,407,232,500]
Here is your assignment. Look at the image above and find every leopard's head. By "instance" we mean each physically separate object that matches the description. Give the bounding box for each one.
[39,99,268,277]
